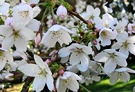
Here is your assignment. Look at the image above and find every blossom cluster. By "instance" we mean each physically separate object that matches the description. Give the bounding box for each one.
[0,0,135,92]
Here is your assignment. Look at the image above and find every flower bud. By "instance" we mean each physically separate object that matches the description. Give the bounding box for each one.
[35,33,41,45]
[59,69,65,75]
[56,5,67,19]
[45,59,51,65]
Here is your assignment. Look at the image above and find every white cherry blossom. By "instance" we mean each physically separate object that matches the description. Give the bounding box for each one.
[98,28,117,46]
[18,55,54,92]
[0,48,13,71]
[41,25,73,48]
[109,67,135,84]
[94,49,127,74]
[59,43,94,72]
[112,31,135,57]
[56,71,81,92]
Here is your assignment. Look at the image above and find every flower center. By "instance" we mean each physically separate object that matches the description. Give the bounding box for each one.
[61,77,72,86]
[38,68,47,77]
[18,11,29,18]
[131,25,135,32]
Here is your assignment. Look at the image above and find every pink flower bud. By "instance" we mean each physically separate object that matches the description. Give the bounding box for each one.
[35,33,41,45]
[59,69,65,75]
[53,73,58,78]
[5,17,13,26]
[93,40,97,45]
[56,5,67,19]
[45,59,51,65]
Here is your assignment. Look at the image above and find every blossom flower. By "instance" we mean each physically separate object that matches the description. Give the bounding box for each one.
[18,55,54,92]
[41,25,73,48]
[56,71,81,92]
[81,5,100,22]
[112,31,135,57]
[75,0,86,13]
[94,13,117,29]
[98,28,117,46]
[56,5,67,19]
[109,67,135,84]
[59,43,94,72]
[0,17,35,52]
[114,19,128,34]
[0,48,13,71]
[94,49,127,74]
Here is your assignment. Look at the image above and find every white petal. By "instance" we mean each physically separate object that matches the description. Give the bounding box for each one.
[70,52,80,65]
[94,51,108,62]
[104,60,116,73]
[127,36,135,43]
[2,36,14,50]
[112,42,122,50]
[34,55,52,75]
[18,64,40,77]
[115,56,127,67]
[14,38,27,52]
[26,19,41,32]
[0,0,5,5]
[58,47,71,57]
[119,47,129,57]
[33,6,41,17]
[110,72,119,84]
[58,30,72,46]
[128,44,135,55]
[60,56,69,63]
[20,27,35,40]
[56,78,67,92]
[0,3,10,16]
[67,77,79,91]
[4,51,13,62]
[0,59,6,71]
[0,25,13,36]
[119,72,130,82]
[46,74,54,91]
[77,64,88,72]
[32,77,46,92]
[82,46,93,55]
[80,53,89,67]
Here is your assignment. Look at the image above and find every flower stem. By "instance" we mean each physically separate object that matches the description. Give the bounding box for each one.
[79,84,91,92]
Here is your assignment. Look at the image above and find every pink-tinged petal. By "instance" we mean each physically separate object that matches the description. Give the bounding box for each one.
[32,77,46,92]
[0,59,6,71]
[18,64,40,77]
[104,60,116,74]
[110,72,119,84]
[2,36,14,50]
[0,25,13,36]
[46,74,54,91]
[70,52,80,65]
[94,52,108,62]
[128,44,135,55]
[119,72,130,82]
[14,38,27,52]
[26,19,41,32]
[20,27,35,40]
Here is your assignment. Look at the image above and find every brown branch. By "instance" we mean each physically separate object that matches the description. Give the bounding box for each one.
[21,77,34,92]
[68,11,88,24]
